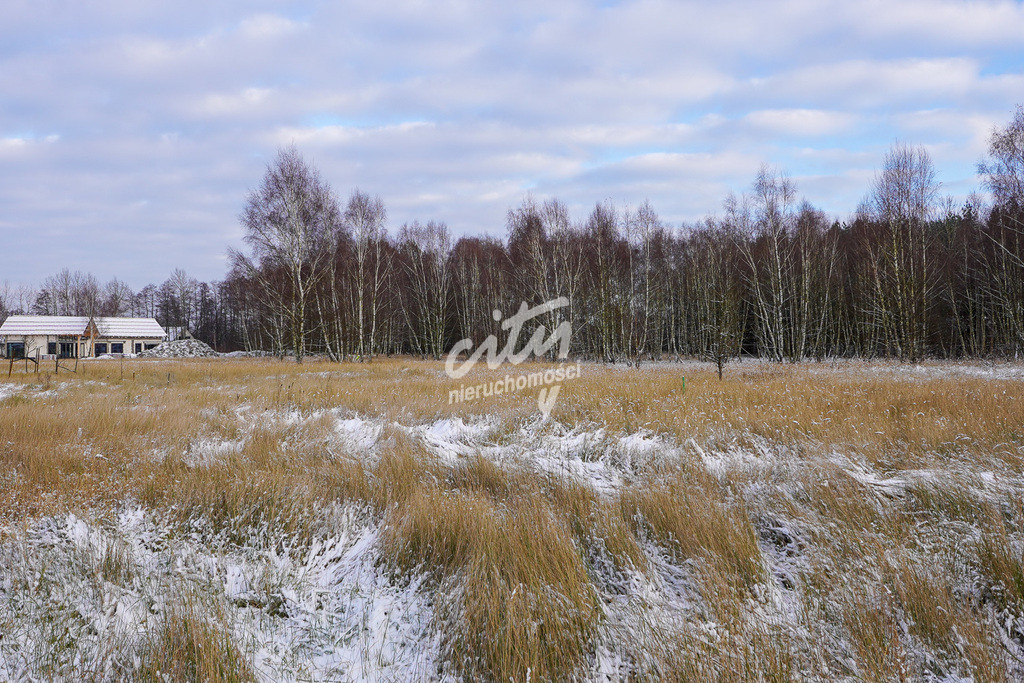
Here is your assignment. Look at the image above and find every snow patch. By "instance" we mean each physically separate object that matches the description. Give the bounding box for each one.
[0,383,21,401]
[333,415,384,454]
[0,507,446,682]
[409,416,499,462]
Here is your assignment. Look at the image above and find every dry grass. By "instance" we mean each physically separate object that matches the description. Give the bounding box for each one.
[137,597,253,683]
[977,505,1024,612]
[2,356,1024,679]
[623,465,764,592]
[384,488,598,681]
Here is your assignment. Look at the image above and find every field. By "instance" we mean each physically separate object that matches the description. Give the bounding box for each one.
[2,357,1024,681]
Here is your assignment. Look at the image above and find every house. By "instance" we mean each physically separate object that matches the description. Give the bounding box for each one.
[0,315,166,359]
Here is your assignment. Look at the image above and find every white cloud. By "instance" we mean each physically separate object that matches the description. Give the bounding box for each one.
[0,0,1021,286]
[238,13,304,39]
[194,87,276,117]
[748,58,981,108]
[745,109,857,137]
[839,0,1024,47]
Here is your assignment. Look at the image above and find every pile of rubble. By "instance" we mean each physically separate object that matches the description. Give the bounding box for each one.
[139,338,220,358]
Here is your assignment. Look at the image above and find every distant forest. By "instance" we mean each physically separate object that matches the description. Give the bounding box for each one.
[4,106,1023,363]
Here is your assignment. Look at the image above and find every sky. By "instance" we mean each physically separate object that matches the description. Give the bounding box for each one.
[1,0,1023,289]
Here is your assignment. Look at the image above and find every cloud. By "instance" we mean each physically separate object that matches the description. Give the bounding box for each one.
[744,109,857,137]
[0,0,1022,287]
[744,58,982,109]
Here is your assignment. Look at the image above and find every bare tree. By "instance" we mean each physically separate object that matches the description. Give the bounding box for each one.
[0,281,36,318]
[159,269,200,330]
[22,107,1024,363]
[452,236,508,345]
[346,190,389,359]
[546,200,586,353]
[33,269,101,316]
[688,220,743,378]
[231,146,341,363]
[585,202,623,361]
[507,197,550,307]
[133,284,159,318]
[979,107,1024,354]
[399,220,453,359]
[732,167,799,361]
[624,201,665,364]
[980,105,1024,208]
[865,143,939,360]
[101,278,135,317]
[0,281,11,320]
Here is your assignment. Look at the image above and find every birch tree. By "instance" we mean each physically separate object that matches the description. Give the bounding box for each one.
[979,106,1024,354]
[866,143,939,360]
[231,146,340,364]
[399,220,453,359]
[345,190,389,359]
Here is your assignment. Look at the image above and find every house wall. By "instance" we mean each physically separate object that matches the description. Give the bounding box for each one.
[1,335,163,360]
[90,338,164,356]
[18,335,49,358]
[1,334,86,359]
[1,334,163,358]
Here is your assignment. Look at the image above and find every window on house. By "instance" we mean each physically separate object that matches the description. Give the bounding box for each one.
[94,343,108,356]
[111,343,124,354]
[134,343,142,354]
[48,342,57,355]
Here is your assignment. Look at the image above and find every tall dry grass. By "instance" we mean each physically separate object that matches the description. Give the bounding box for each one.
[2,357,1024,679]
[137,596,253,683]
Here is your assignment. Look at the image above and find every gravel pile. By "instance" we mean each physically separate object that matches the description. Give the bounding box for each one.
[139,338,219,358]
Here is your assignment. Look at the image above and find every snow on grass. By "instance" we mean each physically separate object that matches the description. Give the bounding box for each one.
[406,416,501,463]
[797,358,1024,382]
[0,383,22,402]
[332,414,384,454]
[182,435,246,467]
[0,506,445,682]
[239,520,444,681]
[0,381,72,403]
[43,376,1014,679]
[490,422,676,494]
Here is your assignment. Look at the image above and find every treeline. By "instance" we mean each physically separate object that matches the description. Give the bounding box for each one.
[5,107,1023,363]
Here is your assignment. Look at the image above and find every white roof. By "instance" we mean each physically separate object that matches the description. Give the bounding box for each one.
[0,315,90,335]
[93,317,166,338]
[0,315,166,339]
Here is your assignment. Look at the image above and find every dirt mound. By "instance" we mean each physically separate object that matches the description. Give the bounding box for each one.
[139,338,219,358]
